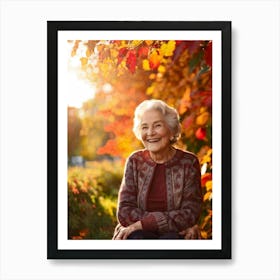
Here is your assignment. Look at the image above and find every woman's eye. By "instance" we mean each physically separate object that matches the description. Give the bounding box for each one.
[141,126,148,131]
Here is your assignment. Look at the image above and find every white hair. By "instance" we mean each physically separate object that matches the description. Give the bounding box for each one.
[133,99,181,144]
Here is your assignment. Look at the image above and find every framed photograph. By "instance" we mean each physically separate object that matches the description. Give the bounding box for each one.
[47,21,231,259]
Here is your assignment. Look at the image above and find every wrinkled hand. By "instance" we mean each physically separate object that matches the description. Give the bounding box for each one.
[114,221,142,240]
[179,224,201,239]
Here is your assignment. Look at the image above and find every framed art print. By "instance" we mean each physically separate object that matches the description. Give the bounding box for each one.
[47,21,231,259]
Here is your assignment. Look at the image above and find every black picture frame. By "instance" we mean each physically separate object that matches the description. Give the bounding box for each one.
[47,21,231,259]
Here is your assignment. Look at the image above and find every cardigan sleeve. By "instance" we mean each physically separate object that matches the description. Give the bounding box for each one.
[116,156,148,227]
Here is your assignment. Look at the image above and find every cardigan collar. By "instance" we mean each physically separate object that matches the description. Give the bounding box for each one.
[141,148,184,167]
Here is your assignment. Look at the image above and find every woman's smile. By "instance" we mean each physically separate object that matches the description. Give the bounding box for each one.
[147,138,160,143]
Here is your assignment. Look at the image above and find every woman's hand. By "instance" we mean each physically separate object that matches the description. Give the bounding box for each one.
[179,224,201,239]
[115,221,143,240]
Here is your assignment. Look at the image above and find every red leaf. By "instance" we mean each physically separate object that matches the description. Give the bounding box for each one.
[204,41,212,66]
[138,46,149,58]
[117,47,128,64]
[173,41,201,61]
[126,50,137,73]
[195,127,207,140]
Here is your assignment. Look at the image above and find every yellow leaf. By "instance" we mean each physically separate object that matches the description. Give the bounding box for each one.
[205,180,212,192]
[142,59,150,71]
[146,85,154,95]
[110,48,118,58]
[201,148,212,164]
[131,40,142,47]
[160,40,176,57]
[158,65,166,73]
[97,45,104,53]
[201,155,211,164]
[203,191,212,201]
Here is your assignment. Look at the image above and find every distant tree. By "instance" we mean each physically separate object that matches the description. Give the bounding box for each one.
[68,107,82,157]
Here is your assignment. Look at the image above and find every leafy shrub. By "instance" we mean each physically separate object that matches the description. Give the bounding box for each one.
[68,160,122,239]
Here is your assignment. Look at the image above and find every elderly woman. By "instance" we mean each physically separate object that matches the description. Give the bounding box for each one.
[113,99,202,240]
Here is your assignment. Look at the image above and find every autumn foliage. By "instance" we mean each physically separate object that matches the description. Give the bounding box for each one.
[68,39,213,239]
[68,161,122,239]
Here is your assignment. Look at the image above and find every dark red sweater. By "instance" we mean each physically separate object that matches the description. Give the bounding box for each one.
[141,163,167,232]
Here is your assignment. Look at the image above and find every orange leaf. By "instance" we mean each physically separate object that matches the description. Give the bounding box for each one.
[196,112,210,126]
[145,40,153,46]
[80,57,88,66]
[79,228,89,237]
[201,173,212,186]
[203,191,212,201]
[149,50,161,70]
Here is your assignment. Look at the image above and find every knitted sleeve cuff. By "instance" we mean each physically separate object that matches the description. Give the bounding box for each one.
[141,214,158,232]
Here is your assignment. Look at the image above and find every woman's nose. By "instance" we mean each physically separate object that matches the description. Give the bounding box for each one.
[147,127,155,135]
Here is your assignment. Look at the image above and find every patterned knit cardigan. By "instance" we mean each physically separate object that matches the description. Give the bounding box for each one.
[113,148,202,239]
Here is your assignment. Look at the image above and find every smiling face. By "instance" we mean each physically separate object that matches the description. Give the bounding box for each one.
[140,109,174,156]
